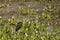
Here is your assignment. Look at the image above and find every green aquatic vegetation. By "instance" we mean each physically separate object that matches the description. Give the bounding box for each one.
[0,16,60,40]
[18,8,37,15]
[0,4,9,8]
[0,1,60,39]
[41,12,52,19]
[44,5,56,12]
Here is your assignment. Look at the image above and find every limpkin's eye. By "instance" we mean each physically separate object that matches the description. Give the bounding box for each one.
[16,22,23,31]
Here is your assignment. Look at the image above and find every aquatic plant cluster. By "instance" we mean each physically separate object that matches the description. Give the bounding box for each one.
[0,0,60,40]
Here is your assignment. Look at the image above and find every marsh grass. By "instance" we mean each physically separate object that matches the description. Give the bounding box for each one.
[0,13,60,40]
[0,0,60,40]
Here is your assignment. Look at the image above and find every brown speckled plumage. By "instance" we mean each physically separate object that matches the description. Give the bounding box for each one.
[16,22,23,31]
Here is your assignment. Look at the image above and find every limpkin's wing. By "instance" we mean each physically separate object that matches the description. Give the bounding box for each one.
[16,22,23,31]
